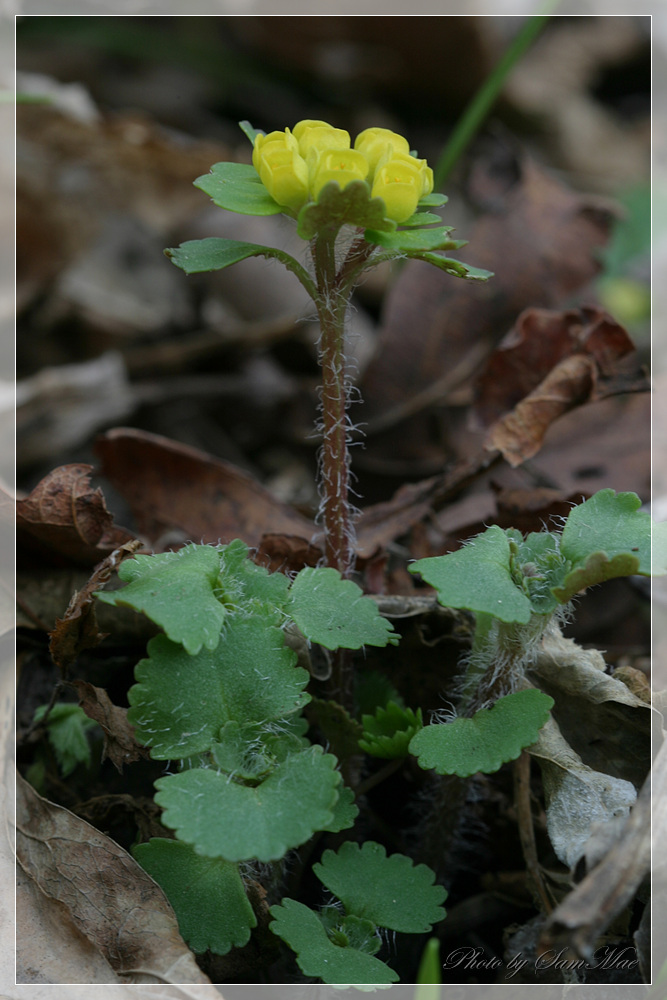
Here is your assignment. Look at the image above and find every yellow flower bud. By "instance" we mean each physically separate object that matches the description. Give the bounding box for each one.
[371,152,429,223]
[293,119,351,160]
[354,127,410,178]
[253,129,309,210]
[311,148,370,200]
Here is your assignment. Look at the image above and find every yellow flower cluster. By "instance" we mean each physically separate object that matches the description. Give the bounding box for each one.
[252,119,434,224]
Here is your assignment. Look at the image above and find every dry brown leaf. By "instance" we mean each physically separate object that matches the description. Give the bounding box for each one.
[539,763,651,962]
[528,627,650,789]
[357,145,616,471]
[17,464,137,569]
[14,772,211,985]
[71,681,149,773]
[48,539,143,672]
[474,304,637,427]
[95,428,315,551]
[528,714,637,869]
[483,353,598,466]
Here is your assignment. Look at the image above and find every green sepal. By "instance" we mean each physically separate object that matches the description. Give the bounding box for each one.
[553,489,661,602]
[210,719,307,783]
[364,226,462,252]
[95,544,227,655]
[406,253,493,280]
[132,838,256,955]
[313,841,446,933]
[289,566,399,649]
[193,161,283,216]
[409,526,533,624]
[33,704,97,777]
[269,898,399,986]
[359,702,423,759]
[127,618,309,759]
[297,180,397,240]
[509,531,564,616]
[409,689,554,777]
[154,745,341,861]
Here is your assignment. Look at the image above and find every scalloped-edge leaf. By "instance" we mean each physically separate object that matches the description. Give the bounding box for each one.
[194,161,283,215]
[96,544,226,655]
[289,567,399,650]
[269,898,399,986]
[363,226,462,252]
[133,838,256,955]
[409,689,554,778]
[406,252,493,280]
[313,841,446,933]
[297,180,397,240]
[359,702,423,759]
[553,489,659,602]
[398,211,443,227]
[409,526,532,624]
[322,784,359,833]
[127,617,309,758]
[155,746,341,861]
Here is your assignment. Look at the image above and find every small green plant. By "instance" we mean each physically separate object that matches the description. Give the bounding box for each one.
[94,491,662,985]
[91,119,661,986]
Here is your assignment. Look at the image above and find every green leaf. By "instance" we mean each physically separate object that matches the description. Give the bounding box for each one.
[96,544,226,655]
[33,704,97,777]
[553,490,658,602]
[133,838,256,955]
[409,689,554,777]
[399,211,444,227]
[289,567,399,650]
[406,253,493,280]
[418,193,448,208]
[127,618,309,758]
[194,161,283,215]
[313,841,446,933]
[239,119,261,145]
[155,746,340,861]
[364,227,463,252]
[269,898,399,986]
[165,237,309,288]
[297,180,397,240]
[320,910,381,955]
[322,784,359,834]
[416,937,442,992]
[409,526,533,624]
[359,702,423,759]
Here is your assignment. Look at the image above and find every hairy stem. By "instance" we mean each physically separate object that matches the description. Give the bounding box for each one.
[312,230,356,579]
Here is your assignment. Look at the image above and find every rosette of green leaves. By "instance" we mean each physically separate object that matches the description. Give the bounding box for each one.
[269,840,447,986]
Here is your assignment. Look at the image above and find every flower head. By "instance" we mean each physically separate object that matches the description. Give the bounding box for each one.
[252,119,436,224]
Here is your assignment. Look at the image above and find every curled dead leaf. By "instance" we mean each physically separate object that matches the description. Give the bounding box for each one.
[71,681,149,773]
[17,464,137,568]
[483,353,598,466]
[48,539,143,673]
